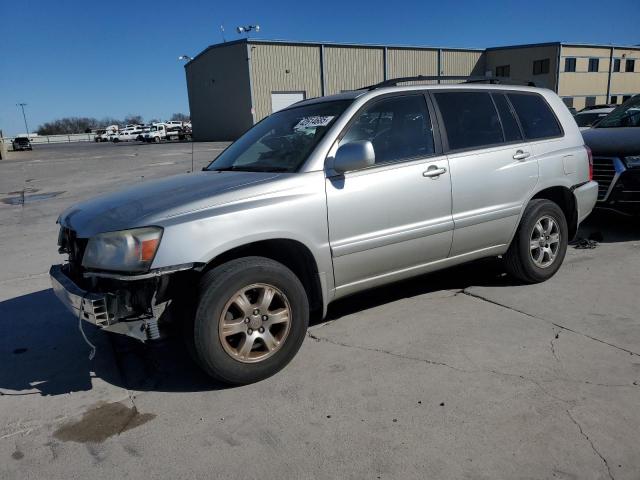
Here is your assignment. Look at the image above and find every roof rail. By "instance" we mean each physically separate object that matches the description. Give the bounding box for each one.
[362,75,536,90]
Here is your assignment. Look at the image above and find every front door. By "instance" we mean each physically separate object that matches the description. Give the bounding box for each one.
[325,94,453,294]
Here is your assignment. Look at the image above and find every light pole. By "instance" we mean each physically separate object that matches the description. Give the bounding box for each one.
[177,55,194,171]
[17,103,30,137]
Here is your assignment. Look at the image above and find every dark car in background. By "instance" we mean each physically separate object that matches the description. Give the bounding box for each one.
[11,136,32,151]
[582,95,640,215]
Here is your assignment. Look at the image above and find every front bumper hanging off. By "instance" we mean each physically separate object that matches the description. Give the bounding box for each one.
[50,264,165,342]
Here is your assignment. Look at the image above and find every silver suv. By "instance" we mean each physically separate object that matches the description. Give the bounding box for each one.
[50,78,598,385]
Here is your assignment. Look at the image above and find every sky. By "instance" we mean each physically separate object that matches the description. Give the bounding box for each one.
[2,0,638,136]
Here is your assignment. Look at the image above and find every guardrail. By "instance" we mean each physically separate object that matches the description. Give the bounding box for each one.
[4,133,97,145]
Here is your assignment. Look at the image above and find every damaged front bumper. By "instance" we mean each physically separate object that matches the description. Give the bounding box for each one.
[50,264,191,342]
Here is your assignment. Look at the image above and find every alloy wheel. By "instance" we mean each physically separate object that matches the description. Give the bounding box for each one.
[218,283,292,363]
[530,215,561,268]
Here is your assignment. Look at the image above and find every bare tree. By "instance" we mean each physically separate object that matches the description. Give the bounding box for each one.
[170,113,190,122]
[123,114,144,125]
[36,117,99,135]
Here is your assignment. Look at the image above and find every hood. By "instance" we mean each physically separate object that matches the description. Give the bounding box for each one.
[582,128,640,156]
[59,170,281,237]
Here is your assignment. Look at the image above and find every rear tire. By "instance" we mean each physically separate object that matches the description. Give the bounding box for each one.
[191,257,309,385]
[504,199,568,284]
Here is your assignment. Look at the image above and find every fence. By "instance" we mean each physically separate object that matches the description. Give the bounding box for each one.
[3,133,97,145]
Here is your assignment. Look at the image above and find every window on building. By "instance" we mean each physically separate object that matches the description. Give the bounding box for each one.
[492,94,523,142]
[495,65,510,77]
[507,93,563,140]
[626,59,636,72]
[613,59,621,72]
[564,58,576,72]
[585,96,597,107]
[562,97,574,108]
[433,92,503,150]
[588,58,599,72]
[610,95,618,104]
[533,59,550,75]
[622,95,632,103]
[340,95,435,164]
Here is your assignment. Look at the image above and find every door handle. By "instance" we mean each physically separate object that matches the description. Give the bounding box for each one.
[513,150,531,161]
[423,166,447,178]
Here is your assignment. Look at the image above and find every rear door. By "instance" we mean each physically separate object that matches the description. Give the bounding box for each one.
[432,90,539,256]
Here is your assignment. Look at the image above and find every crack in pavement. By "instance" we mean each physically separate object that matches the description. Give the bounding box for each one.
[306,332,576,403]
[550,330,561,363]
[306,331,470,373]
[460,289,640,358]
[566,409,615,480]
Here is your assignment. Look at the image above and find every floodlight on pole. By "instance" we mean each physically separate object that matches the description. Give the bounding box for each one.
[236,24,260,36]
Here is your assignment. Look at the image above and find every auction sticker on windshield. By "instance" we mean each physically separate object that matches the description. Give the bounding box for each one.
[294,116,335,131]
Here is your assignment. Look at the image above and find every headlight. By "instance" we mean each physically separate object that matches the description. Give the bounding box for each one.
[624,156,640,168]
[82,227,163,272]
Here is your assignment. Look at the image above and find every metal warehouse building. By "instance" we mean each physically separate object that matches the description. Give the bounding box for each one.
[184,39,640,141]
[184,39,484,140]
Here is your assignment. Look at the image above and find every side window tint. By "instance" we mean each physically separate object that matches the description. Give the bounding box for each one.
[340,95,435,164]
[507,93,562,140]
[434,92,503,150]
[492,93,523,142]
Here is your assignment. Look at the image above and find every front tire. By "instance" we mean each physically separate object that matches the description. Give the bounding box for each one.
[192,257,309,385]
[504,199,568,284]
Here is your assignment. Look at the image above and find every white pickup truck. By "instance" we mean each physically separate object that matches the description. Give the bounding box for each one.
[143,123,188,143]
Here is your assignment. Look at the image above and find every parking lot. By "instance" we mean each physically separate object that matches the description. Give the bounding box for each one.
[1,142,639,479]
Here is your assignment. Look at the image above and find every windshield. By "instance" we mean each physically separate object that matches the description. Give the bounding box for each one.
[207,100,352,173]
[575,112,607,127]
[596,96,640,128]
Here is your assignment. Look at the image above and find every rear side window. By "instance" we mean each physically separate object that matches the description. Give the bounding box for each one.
[492,94,522,142]
[434,92,503,150]
[507,93,562,140]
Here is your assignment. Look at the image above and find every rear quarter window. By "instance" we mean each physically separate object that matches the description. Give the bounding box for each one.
[507,93,562,140]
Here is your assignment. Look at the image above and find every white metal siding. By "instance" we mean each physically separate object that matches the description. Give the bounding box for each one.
[271,92,305,112]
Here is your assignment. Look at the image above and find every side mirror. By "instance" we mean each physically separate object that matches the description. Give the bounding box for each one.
[333,140,375,173]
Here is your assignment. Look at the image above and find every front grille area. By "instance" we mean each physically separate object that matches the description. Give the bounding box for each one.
[592,157,616,200]
[58,227,88,278]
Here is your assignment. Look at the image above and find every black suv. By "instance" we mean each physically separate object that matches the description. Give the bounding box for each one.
[582,95,640,215]
[12,137,33,151]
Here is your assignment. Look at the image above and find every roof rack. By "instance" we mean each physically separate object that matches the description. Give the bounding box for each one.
[362,75,536,90]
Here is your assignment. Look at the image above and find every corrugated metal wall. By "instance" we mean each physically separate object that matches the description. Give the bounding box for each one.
[387,49,438,84]
[324,46,384,94]
[440,50,485,83]
[250,43,322,121]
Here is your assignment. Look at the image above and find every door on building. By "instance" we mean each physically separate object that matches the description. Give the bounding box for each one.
[271,92,306,113]
[325,93,453,292]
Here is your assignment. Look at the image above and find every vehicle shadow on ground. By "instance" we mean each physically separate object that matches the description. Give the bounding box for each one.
[576,209,639,243]
[0,289,222,396]
[0,262,507,396]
